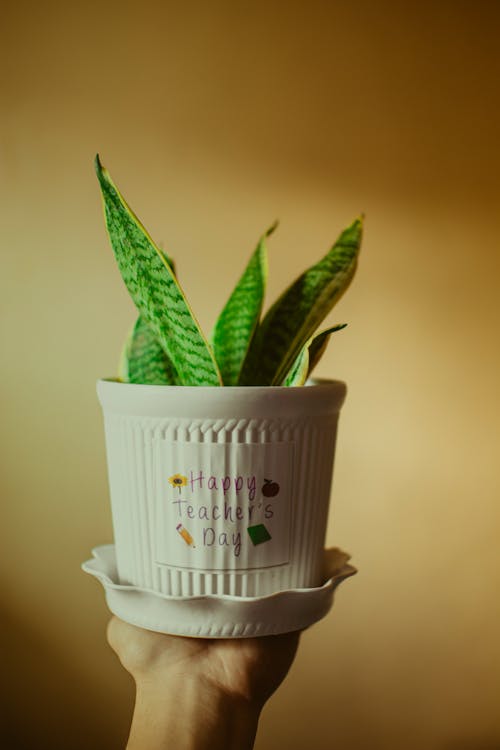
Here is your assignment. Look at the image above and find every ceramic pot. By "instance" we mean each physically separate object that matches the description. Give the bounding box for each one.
[97,378,346,598]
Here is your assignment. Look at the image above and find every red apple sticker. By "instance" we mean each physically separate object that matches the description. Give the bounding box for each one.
[262,478,280,498]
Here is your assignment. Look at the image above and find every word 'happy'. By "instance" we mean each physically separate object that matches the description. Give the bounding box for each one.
[184,471,257,501]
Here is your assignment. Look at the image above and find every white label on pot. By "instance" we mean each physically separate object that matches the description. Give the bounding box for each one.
[154,441,294,572]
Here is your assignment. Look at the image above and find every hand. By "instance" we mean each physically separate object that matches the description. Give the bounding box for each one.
[107,616,300,750]
[107,616,300,705]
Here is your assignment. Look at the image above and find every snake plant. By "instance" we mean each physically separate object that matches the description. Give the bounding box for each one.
[95,155,362,387]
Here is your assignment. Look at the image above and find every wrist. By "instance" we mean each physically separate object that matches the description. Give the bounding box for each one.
[129,675,261,750]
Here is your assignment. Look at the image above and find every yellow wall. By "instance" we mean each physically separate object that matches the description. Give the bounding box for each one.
[1,1,499,747]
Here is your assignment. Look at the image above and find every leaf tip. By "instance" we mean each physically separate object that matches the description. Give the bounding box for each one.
[94,154,110,190]
[94,153,103,173]
[265,219,279,237]
[352,214,365,235]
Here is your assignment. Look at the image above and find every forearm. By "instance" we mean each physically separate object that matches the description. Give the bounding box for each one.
[127,677,261,750]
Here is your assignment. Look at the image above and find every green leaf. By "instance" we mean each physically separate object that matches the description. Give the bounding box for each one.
[158,249,176,278]
[95,155,222,387]
[119,315,180,385]
[211,223,275,386]
[282,324,347,386]
[239,217,362,386]
[121,252,179,384]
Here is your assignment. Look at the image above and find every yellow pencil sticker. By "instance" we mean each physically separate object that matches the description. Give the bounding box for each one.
[176,523,195,548]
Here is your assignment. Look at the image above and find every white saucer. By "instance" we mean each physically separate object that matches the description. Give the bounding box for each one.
[82,545,357,638]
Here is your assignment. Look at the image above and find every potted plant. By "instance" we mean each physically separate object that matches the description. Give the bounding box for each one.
[88,155,361,635]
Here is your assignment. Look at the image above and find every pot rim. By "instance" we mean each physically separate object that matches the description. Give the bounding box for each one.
[98,376,344,390]
[97,377,347,419]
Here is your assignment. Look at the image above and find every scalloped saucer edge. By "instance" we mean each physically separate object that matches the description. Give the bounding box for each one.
[82,545,357,638]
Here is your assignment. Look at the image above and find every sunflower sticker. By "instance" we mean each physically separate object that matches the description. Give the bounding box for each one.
[168,473,188,493]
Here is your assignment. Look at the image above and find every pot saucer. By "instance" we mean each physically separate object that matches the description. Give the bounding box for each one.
[82,545,356,638]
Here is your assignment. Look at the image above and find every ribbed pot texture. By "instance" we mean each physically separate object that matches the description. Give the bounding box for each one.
[97,379,346,598]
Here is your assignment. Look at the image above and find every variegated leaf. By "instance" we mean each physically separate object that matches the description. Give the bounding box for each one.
[239,217,362,386]
[119,315,180,385]
[211,223,275,386]
[122,254,178,383]
[95,155,222,387]
[283,324,347,386]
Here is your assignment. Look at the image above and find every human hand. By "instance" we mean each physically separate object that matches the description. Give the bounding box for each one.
[107,616,300,750]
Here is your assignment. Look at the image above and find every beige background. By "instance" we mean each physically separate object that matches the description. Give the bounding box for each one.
[1,1,499,748]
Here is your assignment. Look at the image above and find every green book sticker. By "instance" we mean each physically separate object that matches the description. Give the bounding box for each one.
[247,524,272,546]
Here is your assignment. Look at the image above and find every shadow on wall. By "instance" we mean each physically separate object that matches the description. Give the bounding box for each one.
[0,605,130,750]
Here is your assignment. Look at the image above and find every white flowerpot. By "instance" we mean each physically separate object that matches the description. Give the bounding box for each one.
[97,378,346,599]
